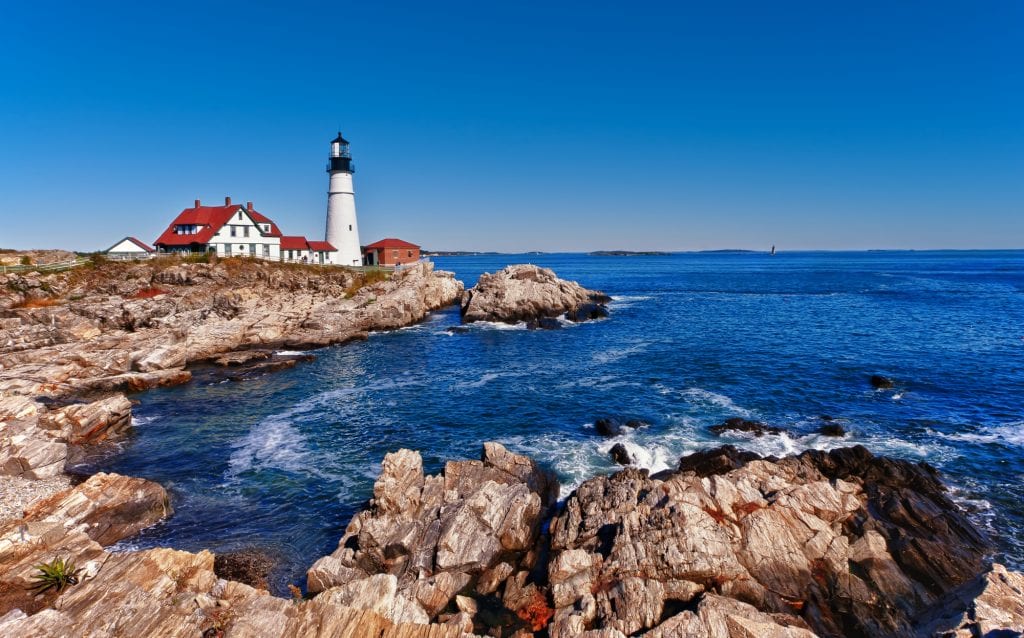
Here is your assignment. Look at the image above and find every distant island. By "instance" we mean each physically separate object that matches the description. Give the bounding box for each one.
[420,250,503,256]
[589,250,671,256]
[696,249,760,253]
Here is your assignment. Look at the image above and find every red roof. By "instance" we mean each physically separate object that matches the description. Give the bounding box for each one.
[248,211,283,237]
[154,204,282,247]
[280,236,310,251]
[308,241,337,252]
[364,238,419,250]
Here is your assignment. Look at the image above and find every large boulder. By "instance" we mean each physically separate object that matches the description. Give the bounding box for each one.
[461,264,610,325]
[39,394,133,445]
[20,472,171,546]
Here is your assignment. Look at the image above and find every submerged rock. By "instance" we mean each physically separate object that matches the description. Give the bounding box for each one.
[818,423,847,437]
[870,374,896,389]
[460,264,609,325]
[609,443,634,466]
[526,317,562,330]
[709,416,784,437]
[594,417,646,437]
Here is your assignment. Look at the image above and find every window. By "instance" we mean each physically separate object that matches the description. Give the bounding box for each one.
[263,225,270,232]
[243,226,250,238]
[392,250,399,258]
[262,244,270,257]
[238,212,243,220]
[249,244,256,255]
[230,226,237,237]
[225,244,232,255]
[407,250,412,257]
[349,224,352,231]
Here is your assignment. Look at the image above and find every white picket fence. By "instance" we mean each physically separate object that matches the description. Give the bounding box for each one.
[0,257,90,275]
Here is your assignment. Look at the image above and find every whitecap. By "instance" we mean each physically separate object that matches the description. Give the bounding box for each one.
[226,412,330,480]
[931,422,1024,447]
[680,387,756,418]
[593,342,648,364]
[609,295,652,309]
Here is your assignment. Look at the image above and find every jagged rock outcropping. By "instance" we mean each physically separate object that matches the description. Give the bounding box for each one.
[307,442,559,633]
[0,472,479,637]
[308,443,1020,637]
[460,264,610,325]
[1,439,1022,637]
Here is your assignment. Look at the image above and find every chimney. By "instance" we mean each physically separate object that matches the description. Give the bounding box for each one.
[225,196,232,206]
[194,199,201,208]
[246,201,253,212]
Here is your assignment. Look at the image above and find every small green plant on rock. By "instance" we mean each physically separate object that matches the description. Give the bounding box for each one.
[29,556,83,594]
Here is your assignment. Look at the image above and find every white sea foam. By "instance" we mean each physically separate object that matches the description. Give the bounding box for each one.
[131,415,157,427]
[226,412,328,480]
[931,422,1024,447]
[680,387,756,418]
[274,350,306,356]
[609,295,652,309]
[593,341,648,364]
[472,321,529,331]
[453,372,505,390]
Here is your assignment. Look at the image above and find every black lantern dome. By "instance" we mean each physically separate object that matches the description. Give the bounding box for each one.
[328,132,354,173]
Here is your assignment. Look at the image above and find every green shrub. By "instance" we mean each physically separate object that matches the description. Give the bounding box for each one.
[19,255,32,266]
[29,556,82,594]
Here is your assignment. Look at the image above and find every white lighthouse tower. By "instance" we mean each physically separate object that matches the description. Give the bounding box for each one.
[324,132,362,266]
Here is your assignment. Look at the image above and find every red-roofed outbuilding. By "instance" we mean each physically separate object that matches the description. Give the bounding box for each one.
[363,238,420,266]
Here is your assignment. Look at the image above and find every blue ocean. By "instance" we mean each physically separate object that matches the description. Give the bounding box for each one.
[84,251,1024,594]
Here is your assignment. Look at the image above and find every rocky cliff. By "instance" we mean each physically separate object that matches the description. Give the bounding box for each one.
[0,258,463,399]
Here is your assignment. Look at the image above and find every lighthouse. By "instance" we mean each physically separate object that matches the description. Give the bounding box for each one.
[324,132,362,266]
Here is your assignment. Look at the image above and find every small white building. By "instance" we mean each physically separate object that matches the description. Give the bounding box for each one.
[104,236,155,260]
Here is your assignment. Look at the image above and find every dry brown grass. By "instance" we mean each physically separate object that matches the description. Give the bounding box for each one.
[11,296,62,309]
[344,268,390,298]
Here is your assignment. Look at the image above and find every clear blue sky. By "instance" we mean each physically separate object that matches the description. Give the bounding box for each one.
[1,1,1021,252]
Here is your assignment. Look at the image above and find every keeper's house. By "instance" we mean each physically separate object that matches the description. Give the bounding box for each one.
[152,197,337,263]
